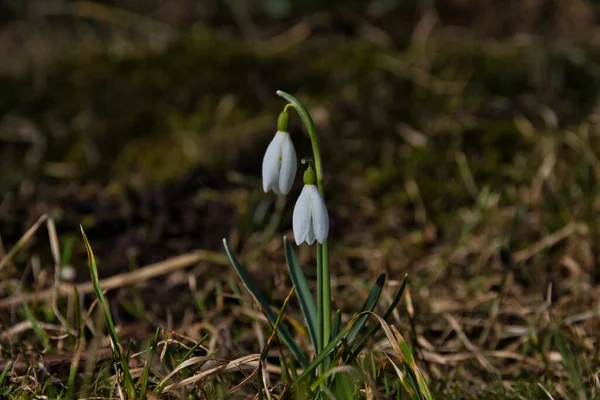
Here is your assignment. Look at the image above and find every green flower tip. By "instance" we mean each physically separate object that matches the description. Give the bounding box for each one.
[303,166,316,185]
[277,111,290,132]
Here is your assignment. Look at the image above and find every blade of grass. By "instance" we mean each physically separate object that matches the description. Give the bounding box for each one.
[261,287,296,360]
[293,314,365,385]
[386,355,421,400]
[538,383,557,400]
[0,360,11,388]
[392,326,432,400]
[61,236,75,266]
[283,236,318,354]
[66,287,84,400]
[66,354,82,399]
[258,287,295,400]
[332,310,341,338]
[81,226,137,399]
[223,239,309,367]
[47,217,74,337]
[554,330,589,400]
[360,312,431,400]
[22,300,49,350]
[288,357,298,381]
[140,327,161,399]
[178,334,209,365]
[73,287,83,341]
[346,271,386,344]
[351,273,408,358]
[311,365,357,395]
[0,214,48,271]
[324,269,384,375]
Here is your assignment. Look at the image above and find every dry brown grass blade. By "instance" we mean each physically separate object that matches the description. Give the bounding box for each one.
[47,217,73,335]
[443,313,497,374]
[228,364,259,394]
[0,320,65,340]
[0,250,228,309]
[0,214,48,271]
[513,222,580,263]
[162,353,261,392]
[420,349,545,369]
[361,312,431,398]
[157,355,215,387]
[386,353,406,381]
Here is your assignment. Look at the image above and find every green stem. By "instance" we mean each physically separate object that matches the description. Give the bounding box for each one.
[277,90,332,373]
[317,242,324,376]
[277,91,324,192]
[321,242,331,348]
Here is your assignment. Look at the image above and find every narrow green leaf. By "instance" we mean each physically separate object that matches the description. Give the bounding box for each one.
[279,356,289,384]
[332,310,342,338]
[331,371,354,400]
[66,287,83,400]
[81,226,136,399]
[179,334,208,365]
[555,330,588,400]
[402,365,426,400]
[61,236,74,267]
[223,239,309,367]
[293,313,364,385]
[398,339,433,400]
[352,273,408,357]
[22,300,49,349]
[140,327,161,398]
[288,357,298,381]
[346,271,386,344]
[66,359,79,400]
[311,364,356,398]
[73,287,82,339]
[0,360,11,388]
[283,237,318,354]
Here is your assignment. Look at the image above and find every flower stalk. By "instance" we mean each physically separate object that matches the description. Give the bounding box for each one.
[276,90,332,364]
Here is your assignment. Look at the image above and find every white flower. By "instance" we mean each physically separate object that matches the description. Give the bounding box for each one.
[262,131,297,195]
[293,184,329,245]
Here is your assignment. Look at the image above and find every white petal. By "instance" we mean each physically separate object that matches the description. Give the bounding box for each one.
[262,133,283,193]
[306,185,329,243]
[306,224,316,245]
[293,186,311,245]
[278,132,297,195]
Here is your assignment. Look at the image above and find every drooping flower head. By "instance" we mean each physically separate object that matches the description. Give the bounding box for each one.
[293,166,329,245]
[262,111,297,195]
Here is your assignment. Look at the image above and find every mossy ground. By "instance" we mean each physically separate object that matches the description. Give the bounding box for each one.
[1,3,600,398]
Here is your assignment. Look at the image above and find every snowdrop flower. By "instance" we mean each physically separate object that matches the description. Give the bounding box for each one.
[262,111,297,195]
[293,167,329,245]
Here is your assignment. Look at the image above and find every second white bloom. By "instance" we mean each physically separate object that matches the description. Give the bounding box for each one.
[293,184,329,245]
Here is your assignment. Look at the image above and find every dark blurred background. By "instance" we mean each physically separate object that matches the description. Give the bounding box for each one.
[2,0,600,283]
